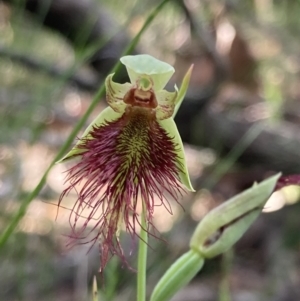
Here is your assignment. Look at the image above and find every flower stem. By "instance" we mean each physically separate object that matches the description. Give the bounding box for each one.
[219,249,233,301]
[137,203,148,301]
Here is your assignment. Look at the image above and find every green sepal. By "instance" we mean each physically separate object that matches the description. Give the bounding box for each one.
[120,54,175,91]
[56,107,122,163]
[190,173,281,258]
[159,118,194,191]
[172,64,193,118]
[150,249,204,301]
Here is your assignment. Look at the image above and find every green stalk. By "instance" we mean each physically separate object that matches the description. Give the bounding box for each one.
[0,0,170,249]
[204,122,264,189]
[219,249,233,301]
[137,203,148,301]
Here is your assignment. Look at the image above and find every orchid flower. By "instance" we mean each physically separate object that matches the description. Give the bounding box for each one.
[58,54,194,270]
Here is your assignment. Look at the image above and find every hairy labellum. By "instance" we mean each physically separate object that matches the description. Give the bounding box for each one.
[60,107,185,269]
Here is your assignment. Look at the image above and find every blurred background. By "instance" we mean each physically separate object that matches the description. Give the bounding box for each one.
[1,0,300,300]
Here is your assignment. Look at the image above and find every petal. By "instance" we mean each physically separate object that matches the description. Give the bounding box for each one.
[158,118,195,191]
[173,65,193,118]
[155,89,177,120]
[56,107,122,163]
[105,74,131,113]
[120,54,175,91]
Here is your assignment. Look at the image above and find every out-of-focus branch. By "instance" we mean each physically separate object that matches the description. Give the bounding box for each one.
[196,105,300,174]
[179,0,229,81]
[0,45,100,91]
[2,0,134,80]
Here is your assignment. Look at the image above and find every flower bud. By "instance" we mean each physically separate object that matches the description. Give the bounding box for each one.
[190,173,281,258]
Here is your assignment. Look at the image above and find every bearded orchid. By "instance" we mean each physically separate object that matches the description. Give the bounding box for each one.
[58,54,194,270]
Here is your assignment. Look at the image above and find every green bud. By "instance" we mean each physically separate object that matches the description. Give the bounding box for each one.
[150,249,204,301]
[92,276,98,301]
[190,173,281,258]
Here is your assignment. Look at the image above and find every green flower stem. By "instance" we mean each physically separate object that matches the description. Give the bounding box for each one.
[0,0,170,249]
[150,250,204,301]
[219,249,233,301]
[137,203,148,301]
